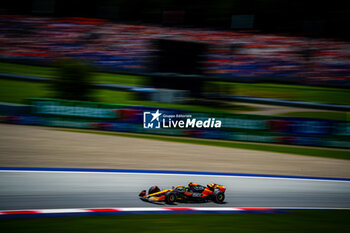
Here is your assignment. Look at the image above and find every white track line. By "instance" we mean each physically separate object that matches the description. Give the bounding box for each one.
[1,170,349,183]
[1,207,350,216]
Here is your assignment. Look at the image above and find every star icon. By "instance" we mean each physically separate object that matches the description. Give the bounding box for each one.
[151,109,162,122]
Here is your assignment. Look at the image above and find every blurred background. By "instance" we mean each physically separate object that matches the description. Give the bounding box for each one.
[0,0,349,148]
[1,2,350,231]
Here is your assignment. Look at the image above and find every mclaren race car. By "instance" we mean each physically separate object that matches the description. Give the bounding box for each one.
[139,182,226,204]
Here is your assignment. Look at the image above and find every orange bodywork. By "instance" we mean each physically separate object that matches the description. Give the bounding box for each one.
[148,195,166,202]
[188,183,213,197]
[201,188,213,197]
[143,189,172,202]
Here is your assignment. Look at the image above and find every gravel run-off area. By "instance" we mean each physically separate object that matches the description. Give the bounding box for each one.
[1,123,349,178]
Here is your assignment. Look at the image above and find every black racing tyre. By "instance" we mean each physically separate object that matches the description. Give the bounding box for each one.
[148,186,160,195]
[212,190,225,203]
[165,192,177,204]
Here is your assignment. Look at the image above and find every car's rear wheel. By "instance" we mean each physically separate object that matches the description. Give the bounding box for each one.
[148,186,160,195]
[212,190,225,203]
[165,192,177,204]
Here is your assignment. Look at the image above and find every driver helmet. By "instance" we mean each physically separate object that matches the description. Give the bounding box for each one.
[175,185,184,192]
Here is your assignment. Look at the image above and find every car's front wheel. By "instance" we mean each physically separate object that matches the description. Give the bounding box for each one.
[165,192,177,204]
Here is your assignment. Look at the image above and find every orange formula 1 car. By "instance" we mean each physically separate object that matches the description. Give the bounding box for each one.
[139,182,226,204]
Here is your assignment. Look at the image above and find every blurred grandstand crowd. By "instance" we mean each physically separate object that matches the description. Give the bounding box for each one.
[1,15,350,86]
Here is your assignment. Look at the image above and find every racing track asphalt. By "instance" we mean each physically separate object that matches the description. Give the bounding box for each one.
[0,170,350,210]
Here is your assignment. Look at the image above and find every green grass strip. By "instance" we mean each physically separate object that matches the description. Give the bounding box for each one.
[2,61,350,105]
[0,79,255,113]
[0,61,144,86]
[277,111,350,121]
[1,211,349,233]
[58,128,350,160]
